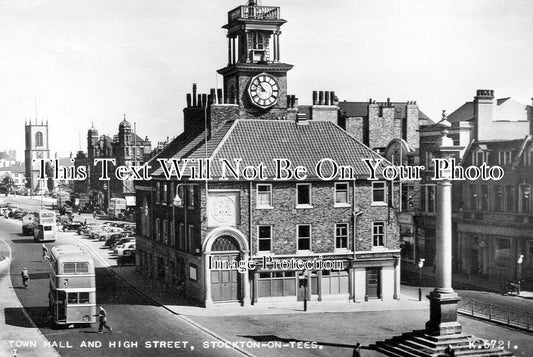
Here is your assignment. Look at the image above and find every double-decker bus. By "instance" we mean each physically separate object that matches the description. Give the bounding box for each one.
[108,198,127,219]
[33,210,57,242]
[49,245,96,326]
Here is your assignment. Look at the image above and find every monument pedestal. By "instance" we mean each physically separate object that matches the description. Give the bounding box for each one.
[425,291,462,336]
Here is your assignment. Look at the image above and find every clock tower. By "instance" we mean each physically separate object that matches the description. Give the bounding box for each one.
[218,0,293,120]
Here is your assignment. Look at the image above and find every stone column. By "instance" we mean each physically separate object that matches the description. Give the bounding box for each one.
[204,252,213,307]
[242,251,251,306]
[425,112,463,336]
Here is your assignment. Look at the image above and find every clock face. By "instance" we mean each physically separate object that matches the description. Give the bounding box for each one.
[248,73,279,109]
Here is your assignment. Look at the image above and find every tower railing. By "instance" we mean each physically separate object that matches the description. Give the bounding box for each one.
[228,5,279,22]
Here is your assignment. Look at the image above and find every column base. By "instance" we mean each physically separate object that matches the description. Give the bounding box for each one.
[425,290,462,336]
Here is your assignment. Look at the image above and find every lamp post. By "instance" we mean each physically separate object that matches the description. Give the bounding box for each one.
[302,269,308,312]
[418,258,425,301]
[517,254,524,295]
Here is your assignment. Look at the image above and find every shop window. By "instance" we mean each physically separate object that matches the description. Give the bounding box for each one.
[495,238,511,266]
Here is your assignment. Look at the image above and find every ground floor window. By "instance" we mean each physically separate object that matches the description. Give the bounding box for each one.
[495,237,511,267]
[258,271,296,297]
[320,270,349,295]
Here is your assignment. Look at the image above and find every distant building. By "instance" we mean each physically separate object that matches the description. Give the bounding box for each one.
[75,117,152,209]
[0,150,18,168]
[415,90,532,271]
[456,136,533,283]
[0,164,26,193]
[24,119,50,193]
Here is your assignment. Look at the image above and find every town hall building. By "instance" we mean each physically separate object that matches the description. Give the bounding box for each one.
[135,0,402,307]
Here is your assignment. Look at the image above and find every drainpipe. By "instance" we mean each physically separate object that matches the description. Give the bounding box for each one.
[352,179,363,302]
[249,180,253,305]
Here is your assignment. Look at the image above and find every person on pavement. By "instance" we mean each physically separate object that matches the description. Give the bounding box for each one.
[42,244,48,262]
[95,306,113,334]
[21,267,29,288]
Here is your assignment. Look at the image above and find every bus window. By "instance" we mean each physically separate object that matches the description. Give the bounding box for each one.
[63,263,76,274]
[76,263,89,273]
[44,226,52,231]
[79,292,90,304]
[68,293,78,304]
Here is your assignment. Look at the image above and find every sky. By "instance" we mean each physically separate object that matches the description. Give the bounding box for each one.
[1,0,532,161]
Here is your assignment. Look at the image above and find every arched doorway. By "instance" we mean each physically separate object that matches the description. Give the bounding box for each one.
[203,227,250,306]
[210,235,240,301]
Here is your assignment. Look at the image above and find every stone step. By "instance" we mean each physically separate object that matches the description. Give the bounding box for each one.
[374,342,427,357]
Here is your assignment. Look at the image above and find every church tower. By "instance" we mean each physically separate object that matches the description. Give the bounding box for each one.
[217,0,293,120]
[24,119,50,192]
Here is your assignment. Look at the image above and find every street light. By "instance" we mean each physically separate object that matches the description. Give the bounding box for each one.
[517,254,524,295]
[418,258,425,301]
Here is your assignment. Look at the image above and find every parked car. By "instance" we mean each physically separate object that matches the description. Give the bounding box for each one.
[104,233,127,248]
[114,242,136,256]
[111,237,135,249]
[62,221,84,232]
[117,251,136,266]
[97,227,124,241]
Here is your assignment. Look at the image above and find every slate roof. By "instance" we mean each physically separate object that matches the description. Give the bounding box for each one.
[151,119,388,180]
[338,101,432,123]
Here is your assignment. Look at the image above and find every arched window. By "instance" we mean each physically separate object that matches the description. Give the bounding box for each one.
[35,131,43,147]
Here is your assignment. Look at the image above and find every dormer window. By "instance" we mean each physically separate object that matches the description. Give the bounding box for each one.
[472,150,487,166]
[498,151,512,166]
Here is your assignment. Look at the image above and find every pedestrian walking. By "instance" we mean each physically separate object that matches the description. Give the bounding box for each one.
[352,342,361,357]
[21,267,29,288]
[42,244,48,262]
[95,306,112,333]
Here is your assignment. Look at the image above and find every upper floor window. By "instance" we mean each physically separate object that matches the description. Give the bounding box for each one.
[155,183,160,204]
[493,185,502,212]
[187,186,196,209]
[335,223,349,249]
[297,225,311,251]
[519,184,531,214]
[188,225,195,252]
[480,185,489,211]
[162,219,168,245]
[162,183,168,205]
[258,226,272,252]
[155,218,160,241]
[498,151,512,166]
[296,183,312,207]
[335,182,349,206]
[506,185,515,212]
[472,150,487,166]
[372,181,386,204]
[257,184,272,208]
[470,184,478,210]
[35,131,43,147]
[170,221,176,247]
[372,221,385,247]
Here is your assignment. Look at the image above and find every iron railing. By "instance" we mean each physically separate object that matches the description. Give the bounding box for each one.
[458,299,532,331]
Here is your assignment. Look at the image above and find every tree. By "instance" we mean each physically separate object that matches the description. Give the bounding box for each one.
[1,174,15,195]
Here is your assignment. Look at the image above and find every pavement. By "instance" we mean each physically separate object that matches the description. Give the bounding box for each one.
[0,239,60,357]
